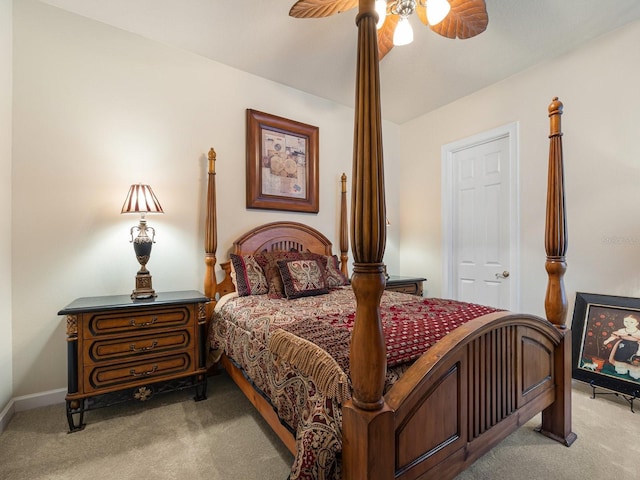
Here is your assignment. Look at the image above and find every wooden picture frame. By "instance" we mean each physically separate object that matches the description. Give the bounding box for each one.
[246,109,319,213]
[571,292,640,397]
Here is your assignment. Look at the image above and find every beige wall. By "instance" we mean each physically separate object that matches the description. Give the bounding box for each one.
[0,0,13,411]
[11,0,400,397]
[399,19,640,319]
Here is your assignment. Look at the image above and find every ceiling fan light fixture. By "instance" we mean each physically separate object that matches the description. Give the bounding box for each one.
[426,0,451,26]
[393,16,413,46]
[375,0,387,29]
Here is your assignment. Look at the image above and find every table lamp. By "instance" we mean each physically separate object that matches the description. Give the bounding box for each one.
[121,184,164,299]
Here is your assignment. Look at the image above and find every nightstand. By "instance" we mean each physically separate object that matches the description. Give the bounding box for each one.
[58,290,210,432]
[385,275,427,296]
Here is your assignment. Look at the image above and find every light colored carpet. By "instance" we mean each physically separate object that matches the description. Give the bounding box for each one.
[0,372,293,480]
[0,374,638,479]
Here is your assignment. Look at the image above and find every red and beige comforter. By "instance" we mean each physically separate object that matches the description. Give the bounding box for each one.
[209,287,499,480]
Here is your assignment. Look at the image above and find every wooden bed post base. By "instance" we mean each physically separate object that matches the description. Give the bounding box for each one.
[342,402,394,480]
[537,328,577,446]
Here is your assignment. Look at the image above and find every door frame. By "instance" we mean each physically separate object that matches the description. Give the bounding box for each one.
[441,122,520,311]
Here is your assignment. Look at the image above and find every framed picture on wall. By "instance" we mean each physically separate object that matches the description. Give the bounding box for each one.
[246,109,319,213]
[571,292,640,398]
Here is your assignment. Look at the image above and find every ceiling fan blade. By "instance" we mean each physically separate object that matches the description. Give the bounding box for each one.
[429,0,488,39]
[377,14,399,60]
[415,4,428,26]
[289,0,358,18]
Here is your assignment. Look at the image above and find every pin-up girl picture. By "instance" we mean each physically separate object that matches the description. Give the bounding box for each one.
[604,314,640,379]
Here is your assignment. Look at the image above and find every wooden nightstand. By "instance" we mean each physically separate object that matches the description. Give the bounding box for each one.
[385,276,427,296]
[58,290,210,432]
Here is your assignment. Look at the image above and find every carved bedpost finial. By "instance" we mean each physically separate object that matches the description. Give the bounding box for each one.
[208,148,216,174]
[548,97,563,137]
[545,97,568,327]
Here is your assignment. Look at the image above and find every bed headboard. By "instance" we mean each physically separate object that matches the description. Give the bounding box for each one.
[233,221,333,256]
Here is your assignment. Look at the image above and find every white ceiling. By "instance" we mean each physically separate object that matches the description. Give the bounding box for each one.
[40,0,640,124]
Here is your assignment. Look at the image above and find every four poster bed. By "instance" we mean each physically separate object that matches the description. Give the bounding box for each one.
[203,3,576,479]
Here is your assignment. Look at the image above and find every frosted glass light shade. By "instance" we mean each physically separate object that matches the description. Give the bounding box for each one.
[393,16,413,46]
[375,0,387,29]
[426,0,451,26]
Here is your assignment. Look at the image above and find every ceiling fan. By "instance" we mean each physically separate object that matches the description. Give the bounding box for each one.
[290,0,488,59]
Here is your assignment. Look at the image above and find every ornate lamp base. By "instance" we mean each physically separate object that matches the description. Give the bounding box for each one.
[132,270,156,300]
[129,218,157,300]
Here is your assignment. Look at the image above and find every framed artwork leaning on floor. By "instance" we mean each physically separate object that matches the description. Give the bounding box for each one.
[572,292,640,398]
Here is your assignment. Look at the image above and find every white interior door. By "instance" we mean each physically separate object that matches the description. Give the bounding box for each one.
[442,123,519,310]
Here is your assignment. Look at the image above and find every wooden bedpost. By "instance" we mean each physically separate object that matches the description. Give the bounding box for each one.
[544,98,568,327]
[342,2,393,479]
[204,147,218,313]
[539,98,577,447]
[340,172,349,276]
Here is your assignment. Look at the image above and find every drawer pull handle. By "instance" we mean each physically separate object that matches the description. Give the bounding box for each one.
[129,316,158,327]
[130,365,158,377]
[129,340,158,352]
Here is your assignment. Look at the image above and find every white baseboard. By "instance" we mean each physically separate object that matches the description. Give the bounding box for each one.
[0,398,15,434]
[0,388,66,434]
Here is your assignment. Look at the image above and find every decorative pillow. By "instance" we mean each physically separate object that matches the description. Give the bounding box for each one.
[324,255,350,288]
[229,254,268,297]
[255,251,326,296]
[276,258,329,299]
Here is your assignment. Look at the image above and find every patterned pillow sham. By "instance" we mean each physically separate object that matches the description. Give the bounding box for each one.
[255,251,326,296]
[324,254,350,288]
[276,258,329,299]
[229,254,269,297]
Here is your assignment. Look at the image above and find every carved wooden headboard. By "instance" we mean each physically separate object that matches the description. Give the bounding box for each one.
[233,221,333,256]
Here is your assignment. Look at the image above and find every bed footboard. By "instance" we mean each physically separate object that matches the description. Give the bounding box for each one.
[343,312,575,480]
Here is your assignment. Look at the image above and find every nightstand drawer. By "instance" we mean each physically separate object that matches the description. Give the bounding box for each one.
[85,352,193,392]
[384,276,426,297]
[86,330,192,363]
[85,306,193,337]
[386,283,421,295]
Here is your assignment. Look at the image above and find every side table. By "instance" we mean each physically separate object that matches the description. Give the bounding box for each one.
[58,290,209,432]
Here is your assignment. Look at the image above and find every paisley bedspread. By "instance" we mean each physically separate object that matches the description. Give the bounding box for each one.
[208,287,499,480]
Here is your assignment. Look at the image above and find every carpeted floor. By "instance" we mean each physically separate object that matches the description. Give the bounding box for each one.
[0,373,638,479]
[0,372,293,480]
